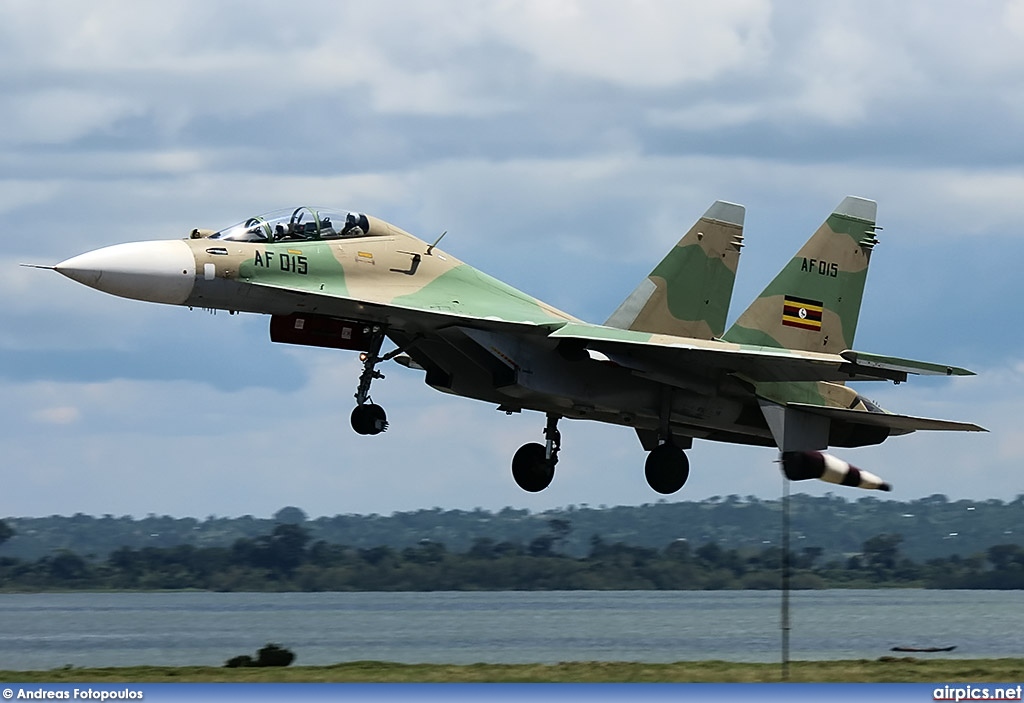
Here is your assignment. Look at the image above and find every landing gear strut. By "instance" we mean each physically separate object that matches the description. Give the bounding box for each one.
[350,328,389,435]
[348,329,421,435]
[512,414,561,492]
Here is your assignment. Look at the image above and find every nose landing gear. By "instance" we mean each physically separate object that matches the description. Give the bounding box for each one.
[350,327,389,435]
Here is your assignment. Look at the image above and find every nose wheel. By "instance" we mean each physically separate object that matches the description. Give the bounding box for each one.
[351,403,388,435]
[512,413,561,492]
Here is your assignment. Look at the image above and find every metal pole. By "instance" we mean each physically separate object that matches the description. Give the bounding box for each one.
[781,467,791,681]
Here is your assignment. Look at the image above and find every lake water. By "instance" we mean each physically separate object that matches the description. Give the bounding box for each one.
[0,590,1021,671]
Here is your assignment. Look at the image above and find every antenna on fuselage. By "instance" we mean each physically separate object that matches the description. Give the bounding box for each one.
[426,231,447,256]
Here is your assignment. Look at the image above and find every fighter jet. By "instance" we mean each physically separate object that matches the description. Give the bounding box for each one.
[30,197,985,494]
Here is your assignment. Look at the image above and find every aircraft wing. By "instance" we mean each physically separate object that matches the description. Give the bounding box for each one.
[786,403,988,432]
[242,278,573,337]
[547,322,975,384]
[246,275,977,389]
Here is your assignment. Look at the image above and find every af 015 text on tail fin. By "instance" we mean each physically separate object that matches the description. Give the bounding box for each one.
[723,196,877,354]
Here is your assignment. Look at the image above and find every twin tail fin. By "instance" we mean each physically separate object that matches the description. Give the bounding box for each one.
[723,196,878,354]
[605,201,745,340]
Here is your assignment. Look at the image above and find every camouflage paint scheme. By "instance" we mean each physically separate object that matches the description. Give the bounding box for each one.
[188,215,576,326]
[43,197,985,493]
[605,201,745,340]
[723,196,876,354]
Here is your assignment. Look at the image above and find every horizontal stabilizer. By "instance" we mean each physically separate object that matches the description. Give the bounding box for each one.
[786,403,987,432]
[840,350,975,377]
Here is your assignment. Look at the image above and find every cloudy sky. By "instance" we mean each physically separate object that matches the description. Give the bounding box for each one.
[2,1,1022,520]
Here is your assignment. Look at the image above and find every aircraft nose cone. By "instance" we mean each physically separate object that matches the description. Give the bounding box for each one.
[55,240,196,305]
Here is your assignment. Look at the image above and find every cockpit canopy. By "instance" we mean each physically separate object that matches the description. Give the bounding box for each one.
[208,207,371,243]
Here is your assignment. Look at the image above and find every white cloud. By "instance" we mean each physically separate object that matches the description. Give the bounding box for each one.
[0,90,145,146]
[0,180,63,216]
[484,0,773,88]
[30,406,80,425]
[648,102,766,131]
[0,1,1021,134]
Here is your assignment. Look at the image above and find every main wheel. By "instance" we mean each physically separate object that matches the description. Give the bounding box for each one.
[644,443,690,494]
[350,403,388,435]
[511,442,555,492]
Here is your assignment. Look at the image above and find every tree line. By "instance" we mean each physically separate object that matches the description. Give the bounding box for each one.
[1,519,1022,592]
[4,493,1022,564]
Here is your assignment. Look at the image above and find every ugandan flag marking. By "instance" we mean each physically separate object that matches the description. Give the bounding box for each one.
[782,295,823,331]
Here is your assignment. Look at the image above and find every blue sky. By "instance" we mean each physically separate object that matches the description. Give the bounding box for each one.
[2,1,1022,519]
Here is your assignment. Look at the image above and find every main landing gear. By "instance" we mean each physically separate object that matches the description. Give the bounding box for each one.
[642,388,690,494]
[508,411,691,495]
[512,414,561,492]
[508,416,691,494]
[644,442,690,494]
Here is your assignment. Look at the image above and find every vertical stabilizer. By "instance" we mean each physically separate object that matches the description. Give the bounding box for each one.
[605,200,745,339]
[723,196,878,353]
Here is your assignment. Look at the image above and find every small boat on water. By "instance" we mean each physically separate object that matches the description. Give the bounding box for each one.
[890,645,957,653]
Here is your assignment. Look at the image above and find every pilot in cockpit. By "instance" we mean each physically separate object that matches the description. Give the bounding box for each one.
[341,212,365,237]
[275,223,307,241]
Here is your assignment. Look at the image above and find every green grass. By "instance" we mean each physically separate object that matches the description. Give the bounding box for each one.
[2,658,1022,683]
